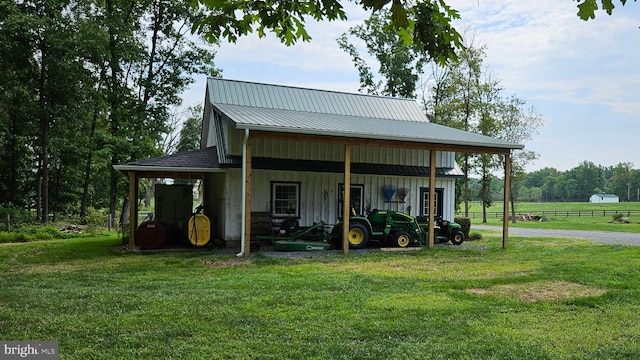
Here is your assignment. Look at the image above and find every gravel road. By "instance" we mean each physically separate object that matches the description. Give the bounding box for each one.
[472,225,640,246]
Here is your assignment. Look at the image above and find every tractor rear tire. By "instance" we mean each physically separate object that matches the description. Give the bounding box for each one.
[451,230,465,245]
[347,222,369,249]
[394,231,411,248]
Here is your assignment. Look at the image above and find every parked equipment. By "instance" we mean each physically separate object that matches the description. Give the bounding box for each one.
[188,205,211,247]
[256,219,331,251]
[330,209,465,249]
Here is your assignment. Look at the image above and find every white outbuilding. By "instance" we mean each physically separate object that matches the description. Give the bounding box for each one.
[589,194,619,203]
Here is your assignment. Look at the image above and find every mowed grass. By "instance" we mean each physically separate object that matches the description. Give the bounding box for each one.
[463,202,640,232]
[2,234,640,359]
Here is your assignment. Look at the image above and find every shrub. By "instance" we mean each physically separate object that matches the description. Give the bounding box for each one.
[612,213,624,222]
[454,217,471,238]
[468,231,483,241]
[83,207,109,227]
[0,231,33,243]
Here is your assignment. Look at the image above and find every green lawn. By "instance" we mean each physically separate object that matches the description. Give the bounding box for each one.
[2,233,640,359]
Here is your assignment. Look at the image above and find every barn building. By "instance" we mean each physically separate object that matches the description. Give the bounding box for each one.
[115,78,524,255]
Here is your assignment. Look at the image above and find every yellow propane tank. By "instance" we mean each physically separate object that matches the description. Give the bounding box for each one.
[188,213,211,246]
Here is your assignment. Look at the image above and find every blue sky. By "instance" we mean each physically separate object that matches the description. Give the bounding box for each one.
[182,1,640,173]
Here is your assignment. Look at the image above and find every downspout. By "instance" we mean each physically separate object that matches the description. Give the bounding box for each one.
[237,128,250,257]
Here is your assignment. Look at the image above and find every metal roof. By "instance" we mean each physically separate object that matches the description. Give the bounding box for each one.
[207,78,523,151]
[214,103,523,150]
[207,77,427,122]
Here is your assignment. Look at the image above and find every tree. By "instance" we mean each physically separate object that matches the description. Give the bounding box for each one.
[194,0,464,64]
[610,162,635,201]
[0,0,219,224]
[495,95,542,222]
[177,104,204,153]
[337,9,427,98]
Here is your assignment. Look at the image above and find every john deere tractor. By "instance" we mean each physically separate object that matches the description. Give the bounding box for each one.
[330,209,464,249]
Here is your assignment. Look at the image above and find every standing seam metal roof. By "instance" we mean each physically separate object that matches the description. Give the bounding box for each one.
[207,78,427,122]
[214,103,522,149]
[206,78,524,150]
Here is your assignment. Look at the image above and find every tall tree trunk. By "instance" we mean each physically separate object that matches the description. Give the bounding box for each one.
[80,90,101,219]
[38,57,50,224]
[106,0,120,230]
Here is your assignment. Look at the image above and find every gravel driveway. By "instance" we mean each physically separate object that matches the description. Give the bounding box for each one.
[472,225,640,246]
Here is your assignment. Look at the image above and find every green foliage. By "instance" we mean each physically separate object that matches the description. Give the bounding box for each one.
[0,225,67,243]
[576,0,635,20]
[177,104,204,153]
[518,162,640,202]
[0,0,219,222]
[613,212,625,221]
[194,0,463,64]
[454,216,471,237]
[337,9,426,98]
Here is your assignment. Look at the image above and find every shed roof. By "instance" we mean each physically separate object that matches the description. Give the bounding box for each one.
[591,194,619,198]
[113,147,222,174]
[207,78,524,151]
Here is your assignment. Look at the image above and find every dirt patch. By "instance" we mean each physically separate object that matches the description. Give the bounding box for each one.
[203,258,252,267]
[466,281,606,303]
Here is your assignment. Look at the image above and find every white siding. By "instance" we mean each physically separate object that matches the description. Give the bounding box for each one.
[249,137,456,167]
[215,168,457,241]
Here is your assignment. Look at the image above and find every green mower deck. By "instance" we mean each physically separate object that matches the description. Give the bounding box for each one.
[273,240,331,251]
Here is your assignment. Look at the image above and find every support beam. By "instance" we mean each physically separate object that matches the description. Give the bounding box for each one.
[342,144,352,254]
[502,152,512,249]
[128,171,138,250]
[428,150,436,249]
[244,135,252,257]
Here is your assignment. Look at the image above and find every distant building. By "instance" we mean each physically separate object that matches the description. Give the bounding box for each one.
[590,194,619,203]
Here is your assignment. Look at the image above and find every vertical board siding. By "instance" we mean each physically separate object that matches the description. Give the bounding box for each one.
[216,168,457,240]
[250,138,457,167]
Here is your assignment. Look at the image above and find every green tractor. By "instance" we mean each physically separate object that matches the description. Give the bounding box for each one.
[330,209,465,249]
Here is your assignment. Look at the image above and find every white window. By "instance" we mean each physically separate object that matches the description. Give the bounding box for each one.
[271,182,300,218]
[420,188,444,217]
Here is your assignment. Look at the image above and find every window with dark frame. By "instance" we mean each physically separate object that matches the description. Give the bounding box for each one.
[271,181,301,218]
[420,187,444,217]
[338,184,364,217]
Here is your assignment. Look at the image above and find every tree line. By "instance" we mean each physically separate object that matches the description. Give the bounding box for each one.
[465,161,640,204]
[0,0,218,224]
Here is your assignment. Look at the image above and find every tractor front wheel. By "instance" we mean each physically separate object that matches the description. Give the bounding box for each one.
[451,230,465,245]
[394,231,411,248]
[347,223,369,249]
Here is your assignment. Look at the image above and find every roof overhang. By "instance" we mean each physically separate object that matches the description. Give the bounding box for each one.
[213,103,524,153]
[112,147,225,179]
[112,165,225,179]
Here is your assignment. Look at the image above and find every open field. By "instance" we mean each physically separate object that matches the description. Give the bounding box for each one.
[460,202,640,233]
[2,233,640,359]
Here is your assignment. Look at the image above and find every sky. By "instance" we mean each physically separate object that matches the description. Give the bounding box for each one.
[181,0,640,173]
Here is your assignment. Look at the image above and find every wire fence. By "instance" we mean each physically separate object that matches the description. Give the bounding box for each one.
[458,210,640,219]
